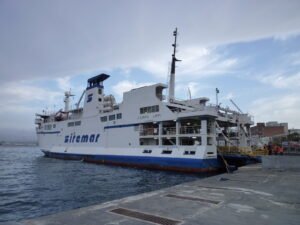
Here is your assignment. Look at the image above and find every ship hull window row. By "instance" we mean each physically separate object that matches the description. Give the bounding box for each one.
[68,121,81,127]
[101,113,122,122]
[140,105,159,114]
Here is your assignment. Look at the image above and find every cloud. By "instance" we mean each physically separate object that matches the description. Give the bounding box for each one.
[112,80,154,100]
[125,46,238,81]
[0,81,64,131]
[0,81,61,106]
[0,0,300,84]
[177,46,238,78]
[273,31,300,41]
[289,52,300,66]
[250,94,300,128]
[221,92,234,101]
[175,82,202,99]
[56,76,72,91]
[257,73,300,89]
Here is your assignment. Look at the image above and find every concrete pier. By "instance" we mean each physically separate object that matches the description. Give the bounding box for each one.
[5,157,300,225]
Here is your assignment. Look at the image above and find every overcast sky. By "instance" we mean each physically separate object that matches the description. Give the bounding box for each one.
[0,0,300,141]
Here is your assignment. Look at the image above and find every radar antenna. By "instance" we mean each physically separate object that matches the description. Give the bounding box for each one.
[168,28,181,102]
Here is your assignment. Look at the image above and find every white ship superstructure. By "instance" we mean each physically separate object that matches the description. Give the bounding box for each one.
[35,29,253,172]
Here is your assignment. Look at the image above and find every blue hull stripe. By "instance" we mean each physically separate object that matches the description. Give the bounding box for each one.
[104,123,139,130]
[37,131,60,134]
[43,151,222,171]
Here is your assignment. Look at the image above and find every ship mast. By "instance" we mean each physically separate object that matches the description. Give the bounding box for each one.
[168,28,181,103]
[64,90,74,112]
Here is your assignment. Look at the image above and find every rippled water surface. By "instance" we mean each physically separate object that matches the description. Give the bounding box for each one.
[0,146,206,222]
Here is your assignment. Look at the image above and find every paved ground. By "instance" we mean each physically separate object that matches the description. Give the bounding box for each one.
[4,164,300,225]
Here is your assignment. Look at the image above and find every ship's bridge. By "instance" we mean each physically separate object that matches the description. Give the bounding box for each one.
[87,73,110,90]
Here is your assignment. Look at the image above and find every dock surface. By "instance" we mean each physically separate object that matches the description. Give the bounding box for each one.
[6,163,300,225]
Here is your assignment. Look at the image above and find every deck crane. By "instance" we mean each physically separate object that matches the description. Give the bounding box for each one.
[230,99,243,114]
[229,99,250,138]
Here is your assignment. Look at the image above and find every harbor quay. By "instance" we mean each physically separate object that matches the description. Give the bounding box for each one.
[5,156,300,225]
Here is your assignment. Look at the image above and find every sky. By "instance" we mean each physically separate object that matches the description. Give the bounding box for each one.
[0,0,300,141]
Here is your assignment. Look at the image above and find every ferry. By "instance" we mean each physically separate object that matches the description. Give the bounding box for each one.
[35,29,253,173]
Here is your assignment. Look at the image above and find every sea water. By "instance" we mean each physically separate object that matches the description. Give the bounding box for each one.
[0,146,204,222]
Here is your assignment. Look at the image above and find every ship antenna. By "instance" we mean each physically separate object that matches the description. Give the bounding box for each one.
[168,28,181,103]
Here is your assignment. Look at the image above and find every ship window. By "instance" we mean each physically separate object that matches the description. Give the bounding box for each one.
[68,122,74,127]
[53,124,56,128]
[140,105,159,114]
[45,124,52,130]
[117,113,122,119]
[98,89,102,95]
[162,150,172,154]
[98,98,102,102]
[143,149,152,154]
[101,116,107,122]
[75,121,81,126]
[109,114,115,121]
[184,151,196,155]
[151,106,156,112]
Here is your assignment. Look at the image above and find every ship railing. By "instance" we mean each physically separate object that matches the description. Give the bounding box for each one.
[162,127,176,135]
[140,128,159,136]
[180,126,201,134]
[250,148,269,156]
[218,146,266,156]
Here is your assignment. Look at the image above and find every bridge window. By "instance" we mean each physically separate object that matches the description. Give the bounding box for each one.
[75,121,81,126]
[140,105,159,114]
[117,113,122,119]
[109,114,115,121]
[101,116,107,122]
[68,122,74,127]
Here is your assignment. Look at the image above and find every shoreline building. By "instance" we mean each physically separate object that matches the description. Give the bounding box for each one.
[251,121,288,138]
[250,121,288,146]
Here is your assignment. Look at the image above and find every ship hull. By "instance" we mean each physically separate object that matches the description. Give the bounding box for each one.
[221,154,261,167]
[42,150,222,173]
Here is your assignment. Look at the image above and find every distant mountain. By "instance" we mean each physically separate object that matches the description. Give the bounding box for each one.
[0,128,37,142]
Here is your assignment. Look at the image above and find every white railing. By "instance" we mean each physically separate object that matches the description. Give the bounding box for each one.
[162,127,176,135]
[180,126,201,134]
[140,128,159,136]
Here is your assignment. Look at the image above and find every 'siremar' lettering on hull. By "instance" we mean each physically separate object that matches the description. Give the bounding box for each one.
[64,134,100,143]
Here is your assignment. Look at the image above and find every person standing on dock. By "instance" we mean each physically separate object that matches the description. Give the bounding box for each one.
[278,145,284,155]
[267,143,272,155]
[273,144,279,155]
